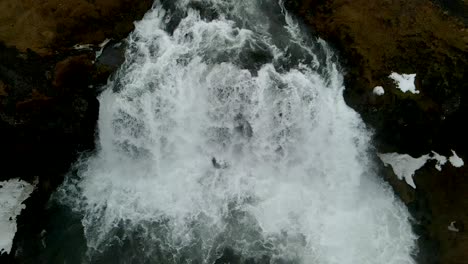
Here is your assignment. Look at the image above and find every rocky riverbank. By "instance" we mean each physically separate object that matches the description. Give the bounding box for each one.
[284,0,468,263]
[0,0,152,262]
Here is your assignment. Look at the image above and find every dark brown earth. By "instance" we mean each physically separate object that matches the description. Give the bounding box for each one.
[0,0,153,55]
[0,0,152,262]
[285,0,468,263]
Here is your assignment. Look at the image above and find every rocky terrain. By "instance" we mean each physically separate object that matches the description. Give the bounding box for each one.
[0,0,467,263]
[0,0,152,262]
[0,0,154,55]
[284,0,468,263]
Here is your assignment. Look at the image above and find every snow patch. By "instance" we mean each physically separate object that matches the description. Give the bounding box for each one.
[431,151,448,171]
[448,221,460,232]
[95,39,111,59]
[72,44,93,50]
[373,86,385,96]
[0,179,36,254]
[449,150,464,168]
[72,38,112,60]
[389,72,419,94]
[379,150,464,188]
[378,153,429,189]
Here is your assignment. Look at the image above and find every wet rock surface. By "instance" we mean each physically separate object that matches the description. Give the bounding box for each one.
[284,0,468,263]
[0,0,152,262]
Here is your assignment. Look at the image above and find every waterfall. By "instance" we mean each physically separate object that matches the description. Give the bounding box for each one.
[57,0,416,263]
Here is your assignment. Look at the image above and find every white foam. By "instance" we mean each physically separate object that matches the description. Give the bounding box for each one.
[373,86,385,96]
[389,73,419,94]
[0,179,35,254]
[58,1,416,263]
[378,153,429,188]
[449,150,464,167]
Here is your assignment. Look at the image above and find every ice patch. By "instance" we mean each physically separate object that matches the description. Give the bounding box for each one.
[0,179,36,254]
[373,86,385,96]
[449,150,464,167]
[378,153,429,188]
[389,73,419,94]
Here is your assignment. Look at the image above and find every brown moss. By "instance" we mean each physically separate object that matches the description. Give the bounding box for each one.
[0,80,7,97]
[0,0,153,55]
[299,0,467,90]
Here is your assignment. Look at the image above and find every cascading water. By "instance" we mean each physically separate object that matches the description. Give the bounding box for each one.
[57,0,417,263]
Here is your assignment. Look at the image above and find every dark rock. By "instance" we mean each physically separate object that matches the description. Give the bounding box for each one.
[212,157,222,169]
[52,55,94,91]
[94,40,128,86]
[431,0,468,24]
[0,43,99,262]
[0,1,153,262]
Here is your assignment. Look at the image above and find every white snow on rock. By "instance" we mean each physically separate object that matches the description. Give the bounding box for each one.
[449,150,464,168]
[389,72,419,94]
[73,38,111,60]
[379,150,464,188]
[0,179,36,254]
[431,151,448,171]
[72,43,93,50]
[373,86,385,96]
[378,153,430,189]
[95,38,111,59]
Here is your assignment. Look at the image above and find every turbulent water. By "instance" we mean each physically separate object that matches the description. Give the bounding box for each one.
[57,0,416,263]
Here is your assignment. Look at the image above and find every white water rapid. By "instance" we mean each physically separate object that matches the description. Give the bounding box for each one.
[58,0,416,263]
